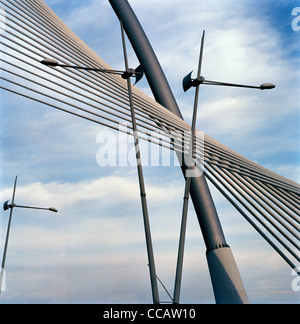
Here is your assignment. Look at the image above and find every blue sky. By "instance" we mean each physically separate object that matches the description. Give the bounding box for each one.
[0,0,299,304]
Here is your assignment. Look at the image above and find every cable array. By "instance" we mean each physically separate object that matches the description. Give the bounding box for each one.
[1,0,299,271]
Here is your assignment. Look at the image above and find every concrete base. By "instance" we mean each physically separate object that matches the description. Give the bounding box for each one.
[206,247,249,304]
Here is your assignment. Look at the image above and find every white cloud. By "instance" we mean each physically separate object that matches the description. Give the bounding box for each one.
[0,174,297,303]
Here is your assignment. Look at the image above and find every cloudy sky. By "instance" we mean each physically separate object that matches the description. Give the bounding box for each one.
[0,0,299,304]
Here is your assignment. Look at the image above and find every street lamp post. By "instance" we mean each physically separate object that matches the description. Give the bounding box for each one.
[173,30,206,304]
[41,32,161,304]
[173,30,275,304]
[0,176,57,294]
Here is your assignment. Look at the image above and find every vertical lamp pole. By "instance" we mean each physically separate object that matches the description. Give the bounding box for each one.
[119,21,160,304]
[173,31,205,304]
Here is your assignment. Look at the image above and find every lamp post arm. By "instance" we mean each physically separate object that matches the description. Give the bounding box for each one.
[203,80,260,89]
[12,204,57,212]
[202,80,275,90]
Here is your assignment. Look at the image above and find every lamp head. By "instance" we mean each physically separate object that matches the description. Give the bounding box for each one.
[41,58,59,67]
[3,200,10,211]
[260,83,276,90]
